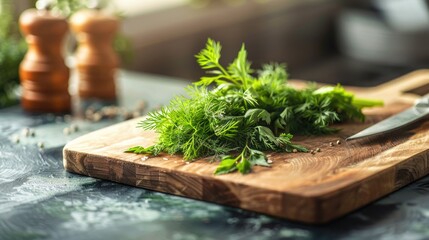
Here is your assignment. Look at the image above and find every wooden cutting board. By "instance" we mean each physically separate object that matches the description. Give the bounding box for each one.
[63,70,429,224]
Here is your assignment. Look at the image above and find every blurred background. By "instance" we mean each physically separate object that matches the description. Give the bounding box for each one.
[113,0,429,87]
[2,0,429,107]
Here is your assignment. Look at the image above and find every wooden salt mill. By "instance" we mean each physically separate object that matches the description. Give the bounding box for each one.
[70,8,119,102]
[19,2,71,113]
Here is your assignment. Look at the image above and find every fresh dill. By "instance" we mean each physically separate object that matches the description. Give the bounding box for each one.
[125,39,383,175]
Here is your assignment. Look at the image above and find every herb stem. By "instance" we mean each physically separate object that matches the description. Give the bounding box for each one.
[352,98,384,108]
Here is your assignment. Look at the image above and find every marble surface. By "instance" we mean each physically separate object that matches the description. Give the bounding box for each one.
[1,71,429,240]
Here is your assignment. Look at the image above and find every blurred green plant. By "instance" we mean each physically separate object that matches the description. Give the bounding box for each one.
[0,0,27,108]
[48,0,88,18]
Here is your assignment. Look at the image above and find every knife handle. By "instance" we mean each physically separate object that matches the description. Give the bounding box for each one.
[362,70,429,105]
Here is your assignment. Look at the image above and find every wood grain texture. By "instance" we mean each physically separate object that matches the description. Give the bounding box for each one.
[63,70,429,224]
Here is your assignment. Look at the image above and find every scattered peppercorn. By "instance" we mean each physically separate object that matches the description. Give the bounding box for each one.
[70,124,79,132]
[63,127,71,135]
[22,128,31,137]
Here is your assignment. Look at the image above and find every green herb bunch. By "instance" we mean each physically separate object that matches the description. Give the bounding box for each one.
[126,39,383,175]
[0,38,26,108]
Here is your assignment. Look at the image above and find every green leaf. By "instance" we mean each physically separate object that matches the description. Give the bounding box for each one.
[254,126,278,148]
[195,38,221,70]
[194,75,223,87]
[194,38,238,87]
[258,63,288,84]
[248,148,270,167]
[214,158,237,175]
[124,146,154,154]
[245,108,271,125]
[237,157,252,174]
[289,143,308,153]
[279,107,293,121]
[227,44,253,88]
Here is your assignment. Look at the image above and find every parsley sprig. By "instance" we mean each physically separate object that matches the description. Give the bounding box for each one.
[126,39,383,175]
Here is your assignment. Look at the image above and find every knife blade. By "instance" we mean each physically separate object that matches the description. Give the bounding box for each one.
[347,93,429,140]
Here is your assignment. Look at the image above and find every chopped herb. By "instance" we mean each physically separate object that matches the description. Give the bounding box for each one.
[126,39,383,175]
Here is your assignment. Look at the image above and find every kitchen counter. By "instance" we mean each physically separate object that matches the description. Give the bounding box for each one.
[1,70,429,240]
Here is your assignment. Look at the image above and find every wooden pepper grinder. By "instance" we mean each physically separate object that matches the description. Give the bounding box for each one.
[19,1,70,113]
[70,7,119,102]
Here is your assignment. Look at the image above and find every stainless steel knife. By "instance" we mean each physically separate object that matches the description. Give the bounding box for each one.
[347,93,429,140]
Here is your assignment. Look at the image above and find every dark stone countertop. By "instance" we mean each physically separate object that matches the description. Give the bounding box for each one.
[1,71,429,240]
